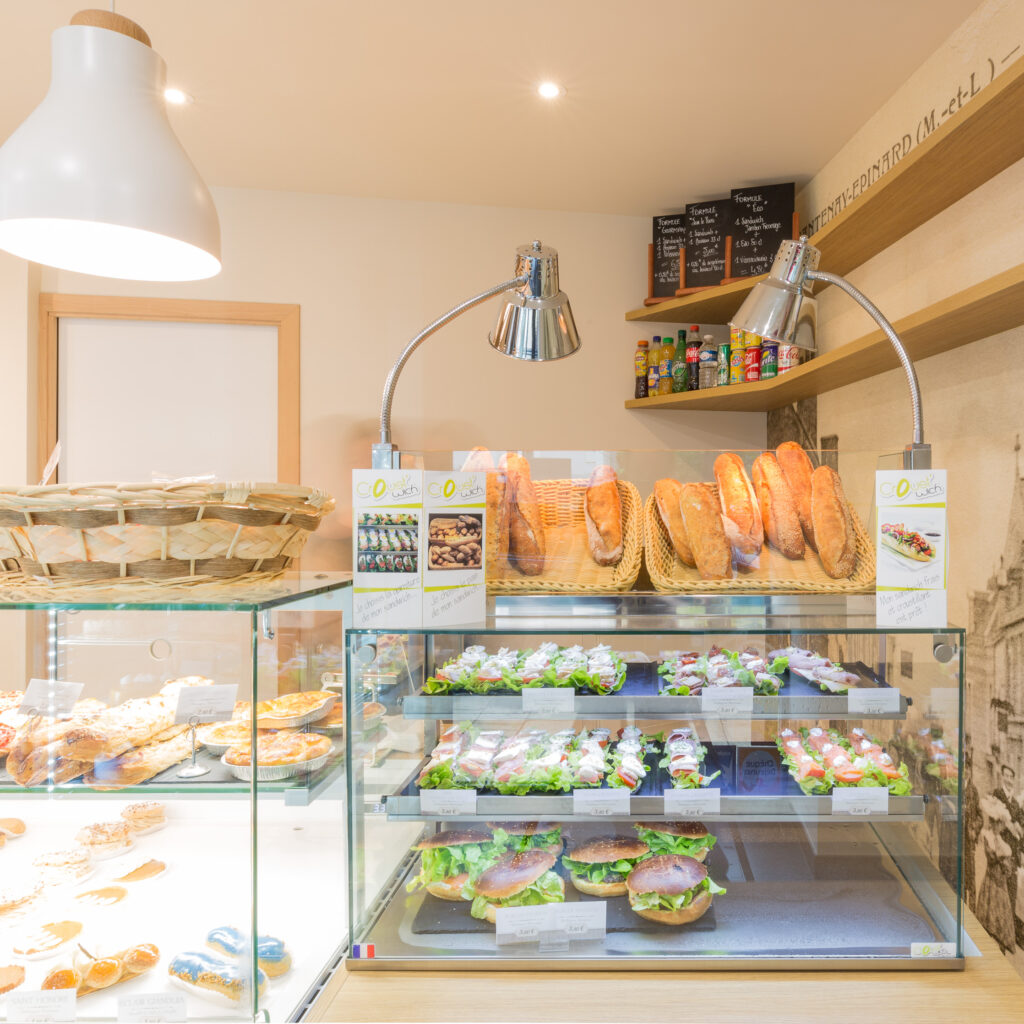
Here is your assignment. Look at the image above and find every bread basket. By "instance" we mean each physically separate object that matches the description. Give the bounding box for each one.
[0,481,334,587]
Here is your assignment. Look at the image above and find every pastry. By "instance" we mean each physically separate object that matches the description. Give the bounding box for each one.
[316,705,344,728]
[196,720,258,749]
[584,465,623,566]
[653,479,695,567]
[810,465,857,579]
[255,690,335,725]
[713,453,763,560]
[7,744,90,787]
[113,858,166,883]
[33,848,93,885]
[168,950,267,1005]
[206,926,292,978]
[0,690,24,713]
[0,722,15,758]
[41,964,81,990]
[501,453,546,576]
[0,878,42,914]
[751,452,805,559]
[12,920,83,960]
[159,676,215,699]
[775,440,817,551]
[85,729,192,790]
[224,731,330,767]
[0,817,26,837]
[462,447,511,575]
[73,942,159,995]
[75,886,127,906]
[120,801,167,835]
[75,821,134,859]
[678,483,731,580]
[0,964,25,995]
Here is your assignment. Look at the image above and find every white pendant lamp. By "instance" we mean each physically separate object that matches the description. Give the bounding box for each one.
[0,9,221,281]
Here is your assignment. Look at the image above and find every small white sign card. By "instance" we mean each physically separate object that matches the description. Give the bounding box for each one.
[847,687,901,715]
[494,903,607,946]
[7,990,76,1023]
[494,904,553,945]
[832,787,889,816]
[701,687,754,716]
[875,469,947,627]
[664,787,721,816]
[117,994,188,1023]
[521,688,575,715]
[19,678,84,717]
[173,683,238,725]
[573,787,630,816]
[419,788,477,816]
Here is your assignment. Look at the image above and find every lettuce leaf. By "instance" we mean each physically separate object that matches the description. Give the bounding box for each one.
[492,763,572,796]
[561,854,649,883]
[469,870,564,919]
[490,827,562,853]
[406,839,507,893]
[633,828,717,858]
[629,875,726,911]
[417,761,458,790]
[423,675,452,695]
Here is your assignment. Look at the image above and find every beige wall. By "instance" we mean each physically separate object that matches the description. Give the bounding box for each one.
[41,189,766,568]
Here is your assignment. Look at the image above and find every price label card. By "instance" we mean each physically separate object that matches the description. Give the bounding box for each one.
[663,788,721,817]
[521,688,575,715]
[20,679,84,717]
[847,688,900,715]
[451,696,483,722]
[7,990,76,1023]
[911,941,957,959]
[173,683,239,725]
[573,787,630,817]
[419,788,477,816]
[118,994,187,1023]
[494,904,552,945]
[832,787,888,816]
[701,687,754,716]
[545,901,607,944]
[929,687,959,720]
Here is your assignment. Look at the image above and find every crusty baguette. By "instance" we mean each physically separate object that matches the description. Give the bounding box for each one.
[86,729,193,790]
[776,441,817,552]
[653,479,695,567]
[501,453,546,576]
[461,447,509,576]
[752,453,805,560]
[8,744,89,787]
[584,466,623,566]
[810,466,857,579]
[678,483,731,580]
[713,453,763,559]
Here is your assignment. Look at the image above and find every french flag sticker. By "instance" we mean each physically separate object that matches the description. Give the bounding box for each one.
[352,944,375,959]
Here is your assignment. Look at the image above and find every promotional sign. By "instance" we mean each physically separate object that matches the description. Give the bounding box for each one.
[875,470,947,627]
[422,471,486,626]
[352,469,424,627]
[19,679,84,717]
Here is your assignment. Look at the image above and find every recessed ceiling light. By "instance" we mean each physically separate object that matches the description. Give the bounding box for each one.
[164,87,193,105]
[537,82,563,100]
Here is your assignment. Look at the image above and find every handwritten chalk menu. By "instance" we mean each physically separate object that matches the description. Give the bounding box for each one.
[684,199,729,287]
[729,183,794,278]
[652,214,686,297]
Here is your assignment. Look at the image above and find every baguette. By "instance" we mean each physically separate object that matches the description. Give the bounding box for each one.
[8,744,89,787]
[462,447,510,575]
[502,453,546,576]
[584,466,623,566]
[776,441,817,552]
[712,453,763,561]
[678,483,731,580]
[752,453,805,560]
[653,479,695,567]
[86,729,192,790]
[810,466,857,579]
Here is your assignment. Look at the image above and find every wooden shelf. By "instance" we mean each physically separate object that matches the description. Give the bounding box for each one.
[626,56,1024,326]
[625,262,1024,411]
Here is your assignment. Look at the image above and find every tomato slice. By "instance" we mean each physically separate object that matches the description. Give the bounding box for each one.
[834,768,865,784]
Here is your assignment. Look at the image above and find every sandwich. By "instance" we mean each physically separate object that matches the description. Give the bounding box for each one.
[584,465,623,566]
[712,452,763,563]
[653,478,696,567]
[633,822,717,861]
[406,829,507,901]
[561,835,651,897]
[469,850,565,922]
[658,729,721,789]
[487,822,564,857]
[810,466,857,579]
[625,854,725,925]
[880,522,935,562]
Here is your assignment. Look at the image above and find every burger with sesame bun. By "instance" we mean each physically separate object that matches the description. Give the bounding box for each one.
[487,821,564,857]
[626,854,725,925]
[633,821,716,861]
[469,850,565,923]
[406,829,506,901]
[561,835,652,897]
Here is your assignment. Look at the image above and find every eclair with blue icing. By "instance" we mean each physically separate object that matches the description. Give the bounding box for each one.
[205,926,292,978]
[168,950,267,1005]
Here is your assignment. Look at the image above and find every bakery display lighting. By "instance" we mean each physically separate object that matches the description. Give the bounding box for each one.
[537,81,563,99]
[0,9,220,281]
[730,236,929,468]
[373,240,580,468]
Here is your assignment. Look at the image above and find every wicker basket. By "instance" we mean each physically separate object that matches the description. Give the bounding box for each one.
[643,488,876,594]
[487,478,642,594]
[0,481,334,586]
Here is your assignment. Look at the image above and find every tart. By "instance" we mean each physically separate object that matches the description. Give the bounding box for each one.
[224,731,331,767]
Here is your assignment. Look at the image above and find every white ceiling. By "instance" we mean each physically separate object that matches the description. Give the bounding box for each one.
[0,0,981,215]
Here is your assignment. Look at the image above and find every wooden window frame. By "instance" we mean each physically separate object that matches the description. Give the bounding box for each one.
[37,294,301,484]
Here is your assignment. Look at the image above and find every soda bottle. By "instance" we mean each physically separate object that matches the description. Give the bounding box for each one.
[685,325,701,391]
[634,339,649,398]
[658,334,675,395]
[671,329,688,392]
[648,335,661,396]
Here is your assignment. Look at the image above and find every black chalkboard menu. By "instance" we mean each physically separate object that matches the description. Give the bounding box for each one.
[684,199,730,288]
[652,214,687,298]
[729,183,795,278]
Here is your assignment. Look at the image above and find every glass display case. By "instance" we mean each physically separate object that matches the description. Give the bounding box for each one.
[0,573,351,1022]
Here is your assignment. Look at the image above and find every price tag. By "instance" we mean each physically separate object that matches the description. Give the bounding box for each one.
[494,904,552,945]
[573,787,630,817]
[419,788,477,816]
[117,994,187,1023]
[19,678,84,717]
[663,788,721,817]
[549,901,607,942]
[451,696,482,722]
[7,990,76,1023]
[173,683,239,725]
[521,688,575,715]
[847,688,900,715]
[832,787,888,816]
[701,687,754,716]
[929,687,959,720]
[911,941,957,959]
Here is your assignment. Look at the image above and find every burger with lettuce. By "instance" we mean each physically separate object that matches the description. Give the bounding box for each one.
[487,821,564,857]
[633,821,717,862]
[626,854,725,925]
[469,850,564,923]
[561,835,652,897]
[406,829,506,901]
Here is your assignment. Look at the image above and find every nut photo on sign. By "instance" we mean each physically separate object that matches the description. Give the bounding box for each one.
[428,514,483,570]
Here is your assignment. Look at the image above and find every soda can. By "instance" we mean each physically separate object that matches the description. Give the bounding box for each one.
[760,342,779,379]
[729,346,745,385]
[717,344,730,386]
[729,326,743,349]
[744,332,761,349]
[778,344,801,374]
[744,346,761,382]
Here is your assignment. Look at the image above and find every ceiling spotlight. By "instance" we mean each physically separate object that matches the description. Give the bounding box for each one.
[537,81,563,99]
[164,87,192,105]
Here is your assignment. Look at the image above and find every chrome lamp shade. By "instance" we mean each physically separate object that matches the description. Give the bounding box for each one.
[489,241,581,361]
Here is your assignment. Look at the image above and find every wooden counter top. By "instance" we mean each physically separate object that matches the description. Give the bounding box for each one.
[308,906,1024,1024]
